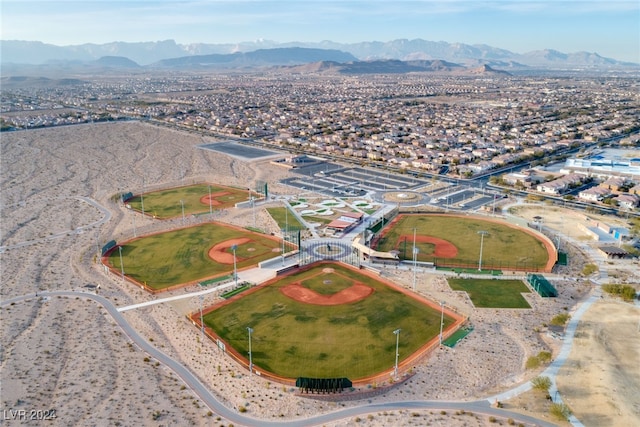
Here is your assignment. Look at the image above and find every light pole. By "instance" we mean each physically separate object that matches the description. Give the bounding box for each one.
[412,228,418,291]
[281,228,286,266]
[247,327,254,375]
[439,301,445,344]
[231,244,238,287]
[251,196,256,229]
[118,245,125,281]
[208,185,213,219]
[141,177,145,217]
[393,328,401,380]
[180,199,185,225]
[477,230,489,271]
[199,295,204,343]
[282,204,288,266]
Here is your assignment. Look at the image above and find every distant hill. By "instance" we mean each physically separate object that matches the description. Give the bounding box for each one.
[2,38,637,70]
[151,47,357,68]
[286,59,468,74]
[93,56,141,68]
[0,75,88,89]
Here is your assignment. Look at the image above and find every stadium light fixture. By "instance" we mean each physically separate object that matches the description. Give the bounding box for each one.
[393,328,401,380]
[208,185,213,219]
[199,295,204,343]
[118,245,125,281]
[478,230,489,271]
[231,244,238,287]
[247,326,254,375]
[141,177,145,217]
[439,301,445,344]
[412,228,418,291]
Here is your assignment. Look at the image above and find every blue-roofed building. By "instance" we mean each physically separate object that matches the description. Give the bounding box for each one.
[562,148,640,179]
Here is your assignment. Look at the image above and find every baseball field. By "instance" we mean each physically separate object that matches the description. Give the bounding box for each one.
[107,222,284,290]
[201,262,460,381]
[126,183,251,219]
[375,214,553,271]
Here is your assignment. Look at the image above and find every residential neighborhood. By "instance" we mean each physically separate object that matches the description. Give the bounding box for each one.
[2,72,639,212]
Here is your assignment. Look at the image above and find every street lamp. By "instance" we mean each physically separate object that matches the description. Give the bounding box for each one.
[393,328,401,380]
[439,301,445,344]
[477,230,489,271]
[247,327,254,375]
[180,199,185,225]
[118,245,125,281]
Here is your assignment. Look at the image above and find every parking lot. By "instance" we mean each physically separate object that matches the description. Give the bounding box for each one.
[282,160,502,212]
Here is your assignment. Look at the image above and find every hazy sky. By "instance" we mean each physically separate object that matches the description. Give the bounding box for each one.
[2,0,639,62]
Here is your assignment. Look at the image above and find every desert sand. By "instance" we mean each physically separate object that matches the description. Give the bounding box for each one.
[1,121,638,426]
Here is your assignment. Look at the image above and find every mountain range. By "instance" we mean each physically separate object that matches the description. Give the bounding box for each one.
[2,39,637,71]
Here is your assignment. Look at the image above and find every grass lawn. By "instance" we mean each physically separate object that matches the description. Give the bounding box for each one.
[204,263,456,379]
[267,206,305,230]
[377,214,549,270]
[127,183,250,219]
[448,278,532,308]
[108,223,282,290]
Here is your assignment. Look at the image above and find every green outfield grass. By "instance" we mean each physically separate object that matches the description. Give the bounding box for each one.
[204,262,456,380]
[267,206,305,231]
[127,184,250,219]
[447,278,532,308]
[377,214,550,270]
[108,223,282,290]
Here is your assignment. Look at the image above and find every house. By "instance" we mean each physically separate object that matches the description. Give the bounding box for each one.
[599,177,627,191]
[614,194,640,210]
[503,170,544,188]
[578,186,611,202]
[536,174,582,195]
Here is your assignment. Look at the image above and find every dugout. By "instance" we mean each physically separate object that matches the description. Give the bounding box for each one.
[296,377,352,394]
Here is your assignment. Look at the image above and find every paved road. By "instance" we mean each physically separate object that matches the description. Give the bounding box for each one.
[2,291,558,427]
